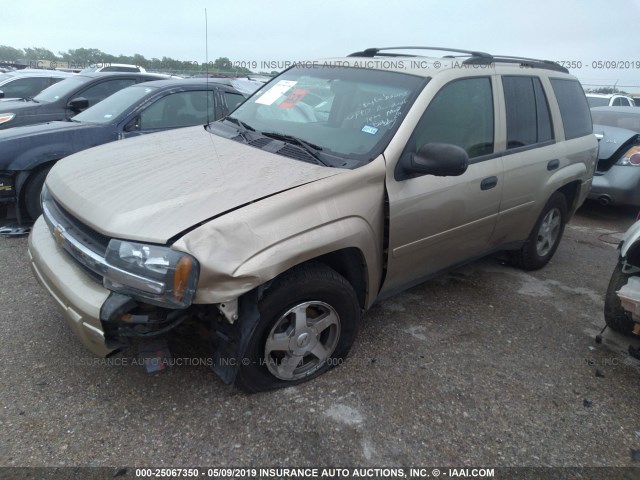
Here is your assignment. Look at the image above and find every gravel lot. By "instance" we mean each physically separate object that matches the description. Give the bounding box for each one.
[1,201,640,472]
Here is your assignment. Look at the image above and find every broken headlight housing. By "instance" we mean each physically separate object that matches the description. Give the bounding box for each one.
[104,239,199,309]
[615,145,640,166]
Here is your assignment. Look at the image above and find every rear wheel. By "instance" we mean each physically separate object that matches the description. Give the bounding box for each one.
[24,166,52,221]
[511,192,567,271]
[604,261,637,335]
[235,264,360,392]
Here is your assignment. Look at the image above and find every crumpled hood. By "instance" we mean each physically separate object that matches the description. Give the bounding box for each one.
[593,124,639,160]
[47,126,343,243]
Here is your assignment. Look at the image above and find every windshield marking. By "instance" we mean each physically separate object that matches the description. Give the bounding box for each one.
[255,80,297,106]
[279,88,309,109]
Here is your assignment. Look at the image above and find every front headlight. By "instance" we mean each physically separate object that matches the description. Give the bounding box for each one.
[615,145,640,166]
[0,113,15,125]
[103,239,199,309]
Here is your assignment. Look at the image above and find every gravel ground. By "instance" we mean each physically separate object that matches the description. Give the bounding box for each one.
[1,201,640,473]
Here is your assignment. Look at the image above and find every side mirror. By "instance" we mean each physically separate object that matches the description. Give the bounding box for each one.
[405,143,469,177]
[0,90,4,99]
[67,97,89,112]
[124,117,140,132]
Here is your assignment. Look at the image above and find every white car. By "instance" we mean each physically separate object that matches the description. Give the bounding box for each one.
[79,63,146,74]
[586,93,635,108]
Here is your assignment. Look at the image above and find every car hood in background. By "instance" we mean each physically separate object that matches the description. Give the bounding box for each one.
[593,124,639,160]
[0,121,105,170]
[46,126,344,244]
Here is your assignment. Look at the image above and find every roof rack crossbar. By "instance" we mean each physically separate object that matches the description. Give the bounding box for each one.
[463,56,568,73]
[347,46,569,73]
[348,46,492,58]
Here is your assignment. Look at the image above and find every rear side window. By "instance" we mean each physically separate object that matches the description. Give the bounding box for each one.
[550,78,592,140]
[502,76,553,149]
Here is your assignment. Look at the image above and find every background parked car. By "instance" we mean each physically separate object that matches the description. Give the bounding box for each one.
[0,78,255,222]
[589,106,640,206]
[0,69,73,100]
[79,63,146,73]
[586,93,636,108]
[0,72,168,130]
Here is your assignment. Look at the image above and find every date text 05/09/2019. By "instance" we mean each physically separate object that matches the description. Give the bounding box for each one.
[134,467,496,478]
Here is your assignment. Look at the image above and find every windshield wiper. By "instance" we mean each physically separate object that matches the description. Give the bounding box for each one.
[225,116,255,132]
[260,131,328,166]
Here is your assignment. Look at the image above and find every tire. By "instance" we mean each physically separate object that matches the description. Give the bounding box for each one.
[511,192,567,271]
[235,264,361,392]
[24,167,52,221]
[604,261,637,335]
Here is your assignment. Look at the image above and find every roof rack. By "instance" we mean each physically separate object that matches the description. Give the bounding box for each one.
[347,46,568,73]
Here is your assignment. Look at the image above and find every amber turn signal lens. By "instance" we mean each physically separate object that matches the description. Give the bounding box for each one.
[173,256,193,301]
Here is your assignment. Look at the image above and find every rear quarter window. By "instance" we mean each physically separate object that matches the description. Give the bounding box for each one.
[550,78,592,140]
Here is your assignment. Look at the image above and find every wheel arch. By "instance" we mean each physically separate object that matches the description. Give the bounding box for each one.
[557,179,581,218]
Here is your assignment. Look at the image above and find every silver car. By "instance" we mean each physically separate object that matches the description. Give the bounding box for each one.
[0,68,73,100]
[590,107,640,206]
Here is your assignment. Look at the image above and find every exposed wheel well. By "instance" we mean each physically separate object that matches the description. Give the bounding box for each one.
[557,180,580,218]
[299,248,368,309]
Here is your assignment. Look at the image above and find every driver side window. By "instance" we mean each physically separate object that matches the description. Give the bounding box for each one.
[79,79,136,107]
[411,77,494,159]
[139,91,215,130]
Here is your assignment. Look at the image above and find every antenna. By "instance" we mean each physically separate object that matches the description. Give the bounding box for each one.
[205,8,210,124]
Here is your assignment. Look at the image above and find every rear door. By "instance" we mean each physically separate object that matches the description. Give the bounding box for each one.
[381,75,503,295]
[489,75,558,245]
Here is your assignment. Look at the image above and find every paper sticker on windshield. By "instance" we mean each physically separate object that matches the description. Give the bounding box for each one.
[255,80,298,106]
[279,89,309,109]
[361,125,379,135]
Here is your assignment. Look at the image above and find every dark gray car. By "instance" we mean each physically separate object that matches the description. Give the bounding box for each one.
[0,72,168,130]
[0,79,253,221]
[589,107,640,206]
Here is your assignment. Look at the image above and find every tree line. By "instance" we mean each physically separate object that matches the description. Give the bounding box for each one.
[0,45,259,75]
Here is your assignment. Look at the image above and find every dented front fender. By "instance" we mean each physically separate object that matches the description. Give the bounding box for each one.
[172,157,388,307]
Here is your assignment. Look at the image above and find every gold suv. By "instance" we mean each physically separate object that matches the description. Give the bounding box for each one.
[29,47,598,391]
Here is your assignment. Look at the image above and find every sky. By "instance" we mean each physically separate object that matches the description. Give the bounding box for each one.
[4,0,640,90]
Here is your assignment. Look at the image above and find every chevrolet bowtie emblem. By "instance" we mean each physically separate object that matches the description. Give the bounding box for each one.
[53,224,65,246]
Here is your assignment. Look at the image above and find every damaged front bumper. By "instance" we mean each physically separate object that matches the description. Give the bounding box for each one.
[29,217,113,356]
[616,274,640,336]
[0,171,15,204]
[28,217,193,355]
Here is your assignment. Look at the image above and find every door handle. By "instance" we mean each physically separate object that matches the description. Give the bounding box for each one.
[547,159,560,171]
[480,176,498,191]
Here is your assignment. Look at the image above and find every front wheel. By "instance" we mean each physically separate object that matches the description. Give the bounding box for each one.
[24,166,52,221]
[511,192,567,271]
[235,264,361,392]
[604,261,637,335]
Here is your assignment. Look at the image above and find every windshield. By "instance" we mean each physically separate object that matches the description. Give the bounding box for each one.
[73,85,156,124]
[591,110,640,133]
[79,66,99,74]
[0,73,12,83]
[587,96,609,108]
[222,65,426,165]
[33,76,88,103]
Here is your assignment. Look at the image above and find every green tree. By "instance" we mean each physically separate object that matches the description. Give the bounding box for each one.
[59,48,110,66]
[23,47,58,61]
[0,45,25,61]
[213,57,232,71]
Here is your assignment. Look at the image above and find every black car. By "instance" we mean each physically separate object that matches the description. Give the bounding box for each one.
[0,79,253,221]
[0,72,169,130]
